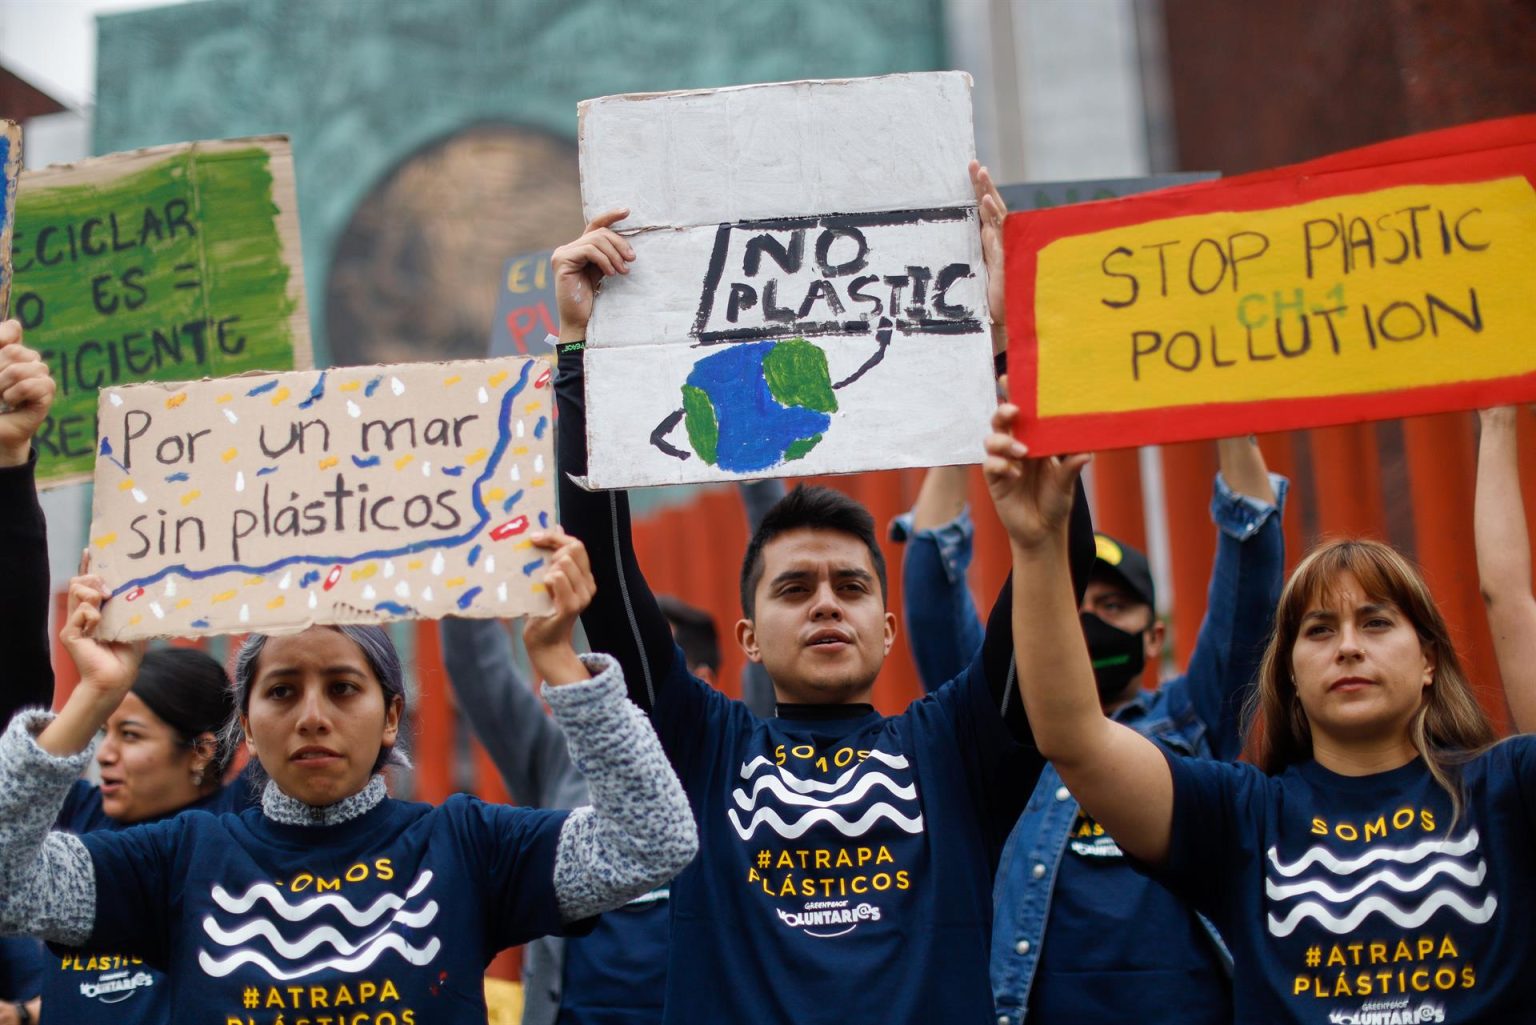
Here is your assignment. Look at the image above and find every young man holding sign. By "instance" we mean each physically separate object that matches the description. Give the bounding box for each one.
[547,165,1095,1024]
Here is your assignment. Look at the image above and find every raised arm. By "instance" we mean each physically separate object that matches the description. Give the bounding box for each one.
[986,405,1173,865]
[0,321,58,725]
[522,530,697,920]
[552,212,680,711]
[896,465,984,692]
[1476,407,1536,732]
[0,574,144,944]
[1176,436,1288,759]
[439,616,587,809]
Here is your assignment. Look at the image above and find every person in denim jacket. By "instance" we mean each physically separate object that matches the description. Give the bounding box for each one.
[893,438,1286,1025]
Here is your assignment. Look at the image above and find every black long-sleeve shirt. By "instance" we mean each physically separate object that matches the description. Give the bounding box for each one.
[1,450,54,725]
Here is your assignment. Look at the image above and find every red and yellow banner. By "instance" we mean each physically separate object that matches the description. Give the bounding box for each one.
[1005,115,1536,453]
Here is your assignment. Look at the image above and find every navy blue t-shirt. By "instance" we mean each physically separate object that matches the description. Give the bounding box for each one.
[557,889,669,1025]
[1160,740,1536,1024]
[44,775,261,1023]
[72,794,573,1025]
[0,936,45,1001]
[652,648,1035,1024]
[1029,802,1228,1025]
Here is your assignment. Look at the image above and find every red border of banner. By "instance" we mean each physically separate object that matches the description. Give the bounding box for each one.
[1005,115,1536,454]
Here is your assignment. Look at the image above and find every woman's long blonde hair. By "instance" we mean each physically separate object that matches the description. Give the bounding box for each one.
[1244,539,1496,819]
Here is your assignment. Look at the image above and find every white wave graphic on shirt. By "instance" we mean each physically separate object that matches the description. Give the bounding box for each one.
[729,749,924,840]
[1265,830,1496,937]
[198,870,441,980]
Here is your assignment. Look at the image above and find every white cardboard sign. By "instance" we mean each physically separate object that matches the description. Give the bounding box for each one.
[577,72,995,488]
[88,357,556,640]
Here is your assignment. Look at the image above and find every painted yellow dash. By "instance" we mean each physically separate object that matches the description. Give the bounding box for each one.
[245,575,265,586]
[118,479,136,491]
[267,596,286,610]
[221,448,239,463]
[180,490,202,507]
[93,533,117,549]
[407,559,424,571]
[212,591,236,604]
[443,375,462,387]
[486,487,506,501]
[512,445,529,456]
[530,477,547,488]
[129,614,142,626]
[216,393,234,403]
[319,456,339,470]
[530,583,546,594]
[514,539,533,550]
[352,564,378,581]
[465,448,488,466]
[270,386,291,405]
[489,371,508,386]
[445,576,466,588]
[394,454,415,470]
[524,402,541,414]
[175,598,192,610]
[340,380,361,392]
[166,392,188,409]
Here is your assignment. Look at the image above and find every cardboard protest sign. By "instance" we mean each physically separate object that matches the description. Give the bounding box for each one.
[0,121,19,317]
[13,136,311,487]
[577,72,994,488]
[1005,115,1536,454]
[87,356,555,640]
[489,249,559,357]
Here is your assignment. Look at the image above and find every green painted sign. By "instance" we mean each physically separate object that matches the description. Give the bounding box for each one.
[11,136,310,486]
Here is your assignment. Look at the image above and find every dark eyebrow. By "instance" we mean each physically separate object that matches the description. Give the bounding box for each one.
[769,569,815,589]
[260,664,368,680]
[114,718,150,731]
[833,568,875,584]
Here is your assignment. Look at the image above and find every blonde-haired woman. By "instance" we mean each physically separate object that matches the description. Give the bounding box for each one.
[986,404,1525,1024]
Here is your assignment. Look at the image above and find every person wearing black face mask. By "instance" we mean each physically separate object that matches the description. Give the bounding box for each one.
[1080,533,1161,704]
[894,435,1287,1025]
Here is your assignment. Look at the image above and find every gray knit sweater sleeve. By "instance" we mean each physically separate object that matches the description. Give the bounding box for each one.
[0,711,98,944]
[544,653,697,922]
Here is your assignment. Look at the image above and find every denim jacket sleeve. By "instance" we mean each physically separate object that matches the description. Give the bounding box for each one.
[891,506,985,694]
[1166,471,1289,761]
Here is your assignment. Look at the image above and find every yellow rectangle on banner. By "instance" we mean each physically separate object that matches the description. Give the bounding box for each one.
[1033,177,1536,417]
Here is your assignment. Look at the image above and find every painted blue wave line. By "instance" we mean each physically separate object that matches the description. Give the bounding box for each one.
[108,361,536,597]
[246,380,279,397]
[456,586,483,610]
[352,454,381,468]
[165,472,190,483]
[298,371,327,410]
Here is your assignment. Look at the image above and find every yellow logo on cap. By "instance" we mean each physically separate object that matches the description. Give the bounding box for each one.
[1094,534,1123,566]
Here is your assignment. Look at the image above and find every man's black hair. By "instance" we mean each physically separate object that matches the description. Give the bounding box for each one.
[657,594,722,674]
[739,485,887,618]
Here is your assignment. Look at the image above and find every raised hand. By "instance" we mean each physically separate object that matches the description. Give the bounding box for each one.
[969,161,1009,336]
[38,562,145,757]
[551,209,635,344]
[523,527,598,685]
[983,404,1090,550]
[58,569,143,701]
[0,320,56,468]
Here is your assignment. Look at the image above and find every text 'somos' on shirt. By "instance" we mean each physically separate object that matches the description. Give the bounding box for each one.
[1160,740,1536,1024]
[68,795,576,1025]
[653,648,1039,1024]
